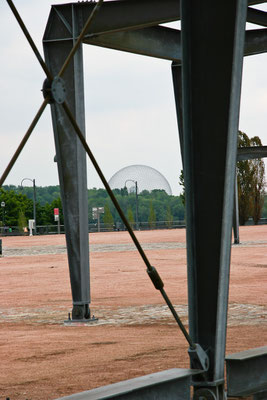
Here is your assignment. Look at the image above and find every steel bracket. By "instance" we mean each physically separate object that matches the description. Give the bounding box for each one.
[188,344,209,372]
[42,76,66,104]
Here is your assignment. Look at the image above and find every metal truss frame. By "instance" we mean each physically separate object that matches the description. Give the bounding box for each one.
[1,0,267,399]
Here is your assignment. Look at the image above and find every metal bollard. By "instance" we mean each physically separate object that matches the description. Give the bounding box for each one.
[0,239,2,256]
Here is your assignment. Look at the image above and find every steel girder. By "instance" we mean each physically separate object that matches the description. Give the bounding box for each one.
[43,6,90,319]
[247,7,267,26]
[84,27,267,61]
[237,145,267,160]
[180,0,247,395]
[43,0,267,63]
[226,346,267,397]
[55,369,201,400]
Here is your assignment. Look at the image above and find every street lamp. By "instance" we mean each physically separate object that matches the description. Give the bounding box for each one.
[20,178,37,234]
[124,179,139,230]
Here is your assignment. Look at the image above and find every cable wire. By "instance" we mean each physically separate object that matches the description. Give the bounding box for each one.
[0,98,49,187]
[6,0,53,81]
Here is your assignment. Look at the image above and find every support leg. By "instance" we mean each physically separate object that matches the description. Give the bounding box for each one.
[172,62,184,166]
[180,0,247,396]
[43,6,90,319]
[233,172,240,244]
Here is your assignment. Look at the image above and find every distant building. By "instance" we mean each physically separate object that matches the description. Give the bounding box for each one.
[108,165,172,195]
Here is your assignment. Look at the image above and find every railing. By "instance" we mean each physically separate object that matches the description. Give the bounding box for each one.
[2,218,267,236]
[89,220,186,232]
[0,221,186,236]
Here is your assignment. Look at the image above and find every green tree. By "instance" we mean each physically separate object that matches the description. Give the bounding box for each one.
[237,131,253,225]
[166,205,173,228]
[0,188,33,226]
[103,203,114,230]
[18,211,27,233]
[250,136,265,224]
[148,201,156,229]
[179,170,185,206]
[237,131,265,225]
[127,207,135,229]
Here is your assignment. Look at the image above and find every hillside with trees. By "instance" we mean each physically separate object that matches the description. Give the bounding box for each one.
[2,140,266,232]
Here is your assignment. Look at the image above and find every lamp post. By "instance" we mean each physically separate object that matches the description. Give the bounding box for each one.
[125,179,139,230]
[92,207,104,232]
[21,178,37,234]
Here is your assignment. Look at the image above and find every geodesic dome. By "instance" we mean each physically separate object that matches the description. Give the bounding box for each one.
[108,165,172,195]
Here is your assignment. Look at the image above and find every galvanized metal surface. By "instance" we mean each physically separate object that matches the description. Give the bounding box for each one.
[43,2,267,63]
[54,369,200,400]
[84,26,181,62]
[84,27,267,62]
[233,175,240,245]
[43,0,180,44]
[245,29,267,56]
[180,1,247,395]
[226,346,267,397]
[171,62,184,166]
[43,5,90,309]
[237,145,267,160]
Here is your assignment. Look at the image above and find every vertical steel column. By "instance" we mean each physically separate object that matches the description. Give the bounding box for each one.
[43,6,90,319]
[180,0,247,396]
[171,62,184,166]
[233,173,240,244]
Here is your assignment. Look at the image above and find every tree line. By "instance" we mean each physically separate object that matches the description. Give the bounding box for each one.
[1,132,265,230]
[0,186,185,229]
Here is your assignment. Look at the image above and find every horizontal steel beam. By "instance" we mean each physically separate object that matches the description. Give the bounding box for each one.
[248,1,267,4]
[44,0,180,41]
[245,28,267,56]
[226,346,267,397]
[55,369,201,400]
[247,7,267,27]
[84,27,267,62]
[237,145,267,160]
[84,26,181,62]
[44,0,267,45]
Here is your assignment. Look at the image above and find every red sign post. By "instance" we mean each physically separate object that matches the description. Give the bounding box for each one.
[54,208,60,234]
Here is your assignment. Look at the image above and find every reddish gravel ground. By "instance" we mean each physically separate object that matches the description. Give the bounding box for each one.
[0,226,266,400]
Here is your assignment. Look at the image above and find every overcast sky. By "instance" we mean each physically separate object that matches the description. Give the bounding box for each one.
[0,1,266,196]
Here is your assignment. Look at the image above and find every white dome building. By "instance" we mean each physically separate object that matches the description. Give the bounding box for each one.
[108,165,172,195]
